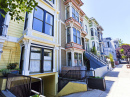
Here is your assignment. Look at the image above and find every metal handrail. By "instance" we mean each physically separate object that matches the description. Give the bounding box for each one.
[86,51,108,65]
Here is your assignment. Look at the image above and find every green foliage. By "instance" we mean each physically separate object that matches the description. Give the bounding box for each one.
[0,69,10,77]
[109,53,114,68]
[90,76,103,79]
[30,94,40,97]
[109,53,113,62]
[118,39,123,47]
[91,47,97,55]
[0,0,39,21]
[7,62,18,69]
[119,49,124,54]
[122,55,126,59]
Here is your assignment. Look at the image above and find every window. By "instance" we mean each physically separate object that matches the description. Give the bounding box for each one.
[85,25,88,33]
[30,47,41,73]
[33,6,54,36]
[67,27,70,43]
[72,7,79,22]
[91,28,94,36]
[107,42,110,47]
[95,29,97,37]
[66,7,69,19]
[74,53,78,66]
[29,47,53,73]
[45,13,53,36]
[0,9,5,35]
[74,53,82,66]
[73,28,81,44]
[68,52,71,66]
[92,41,95,47]
[80,21,82,26]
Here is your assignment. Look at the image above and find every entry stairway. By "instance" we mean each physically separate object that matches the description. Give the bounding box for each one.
[85,51,108,69]
[57,70,94,97]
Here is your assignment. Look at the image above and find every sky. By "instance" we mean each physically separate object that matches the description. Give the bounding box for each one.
[81,0,130,44]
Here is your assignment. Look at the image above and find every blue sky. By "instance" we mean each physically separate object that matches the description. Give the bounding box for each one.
[81,0,130,44]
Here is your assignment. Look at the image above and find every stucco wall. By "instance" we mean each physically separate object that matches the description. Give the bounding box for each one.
[94,66,108,77]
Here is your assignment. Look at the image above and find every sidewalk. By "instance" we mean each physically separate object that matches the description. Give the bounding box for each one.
[62,64,130,97]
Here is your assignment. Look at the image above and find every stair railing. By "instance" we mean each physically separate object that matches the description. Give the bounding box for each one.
[86,51,108,65]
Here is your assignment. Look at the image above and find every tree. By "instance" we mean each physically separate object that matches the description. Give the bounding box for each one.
[118,39,123,47]
[0,0,51,21]
[109,53,114,67]
[116,44,130,63]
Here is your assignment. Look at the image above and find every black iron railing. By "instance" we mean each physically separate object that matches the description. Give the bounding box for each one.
[58,70,95,92]
[0,24,8,36]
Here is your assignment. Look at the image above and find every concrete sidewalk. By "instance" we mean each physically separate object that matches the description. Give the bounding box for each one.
[62,64,130,97]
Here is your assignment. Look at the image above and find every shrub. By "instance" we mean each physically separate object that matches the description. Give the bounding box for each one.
[91,47,97,55]
[7,63,18,69]
[0,69,10,77]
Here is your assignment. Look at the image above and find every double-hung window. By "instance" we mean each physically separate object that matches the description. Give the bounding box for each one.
[66,7,69,19]
[72,7,79,22]
[33,6,54,36]
[68,52,71,66]
[73,28,81,44]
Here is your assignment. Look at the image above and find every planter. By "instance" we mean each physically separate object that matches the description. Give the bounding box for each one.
[88,77,106,91]
[0,77,7,90]
[10,70,19,74]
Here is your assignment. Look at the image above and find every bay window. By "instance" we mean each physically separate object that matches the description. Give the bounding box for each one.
[72,7,79,22]
[33,6,54,36]
[73,28,81,44]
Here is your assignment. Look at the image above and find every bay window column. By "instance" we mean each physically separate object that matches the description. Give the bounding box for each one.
[70,25,73,42]
[26,9,34,36]
[71,51,75,66]
[69,3,72,18]
[22,39,31,75]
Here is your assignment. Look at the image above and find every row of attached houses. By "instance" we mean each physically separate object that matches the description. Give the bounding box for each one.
[0,0,117,96]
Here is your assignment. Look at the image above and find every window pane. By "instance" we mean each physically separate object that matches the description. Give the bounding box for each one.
[72,14,75,19]
[68,52,71,66]
[73,28,76,35]
[30,47,41,73]
[77,38,81,44]
[77,30,80,37]
[76,17,79,22]
[74,53,78,59]
[45,23,52,36]
[79,60,82,66]
[67,28,70,43]
[73,35,77,43]
[34,7,43,20]
[76,11,79,17]
[72,7,75,13]
[79,54,82,60]
[46,13,53,25]
[44,49,52,72]
[33,18,43,32]
[91,28,94,36]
